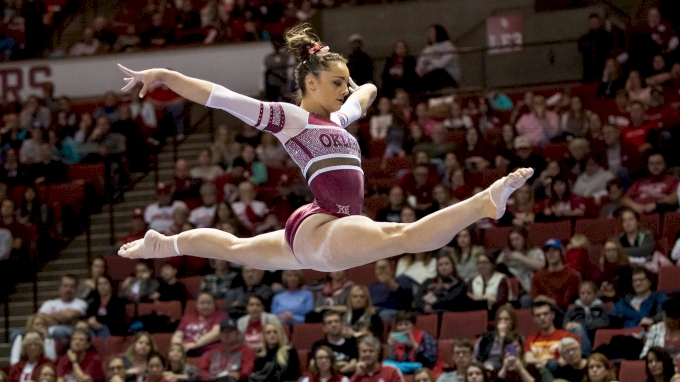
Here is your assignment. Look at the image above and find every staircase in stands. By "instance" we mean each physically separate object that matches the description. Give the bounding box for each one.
[0,132,212,367]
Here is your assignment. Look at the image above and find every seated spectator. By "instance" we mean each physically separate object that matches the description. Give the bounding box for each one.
[164,343,197,381]
[307,270,354,322]
[463,363,488,382]
[237,295,279,351]
[232,144,267,185]
[15,186,49,230]
[113,25,141,53]
[122,332,155,382]
[255,134,288,167]
[507,137,546,183]
[144,182,188,234]
[567,280,611,352]
[496,228,545,307]
[376,187,406,223]
[396,252,436,288]
[231,181,268,231]
[93,92,119,123]
[538,176,586,221]
[644,347,675,381]
[188,184,217,229]
[302,346,351,382]
[588,113,605,142]
[10,314,57,365]
[573,155,615,198]
[474,305,518,371]
[68,27,102,57]
[381,40,417,98]
[200,259,239,299]
[597,58,625,99]
[448,227,483,282]
[225,266,274,319]
[189,149,223,182]
[86,276,125,337]
[592,239,634,301]
[120,261,159,304]
[498,331,542,382]
[116,209,147,248]
[455,127,491,171]
[310,311,359,375]
[600,179,625,218]
[38,275,87,340]
[469,253,513,311]
[600,123,642,181]
[252,322,300,381]
[369,260,412,320]
[622,151,678,214]
[437,339,473,382]
[551,337,587,382]
[386,311,437,369]
[112,104,147,172]
[173,291,227,356]
[449,168,472,204]
[559,96,591,139]
[563,235,594,279]
[524,301,573,367]
[81,117,126,164]
[414,253,470,314]
[141,13,171,48]
[626,71,653,106]
[172,159,202,201]
[640,295,680,360]
[530,239,581,310]
[613,265,666,328]
[36,364,57,382]
[150,263,187,306]
[55,329,105,382]
[582,353,615,382]
[20,96,51,130]
[617,207,657,266]
[211,201,240,229]
[8,332,53,382]
[622,101,661,151]
[0,199,26,254]
[163,204,190,236]
[412,122,455,159]
[129,84,157,133]
[415,24,459,91]
[370,97,396,140]
[343,285,384,340]
[19,128,44,165]
[29,142,68,185]
[210,125,238,170]
[198,318,255,381]
[503,184,537,228]
[271,270,313,325]
[143,354,169,382]
[444,102,473,130]
[424,184,453,214]
[0,149,28,188]
[515,95,559,147]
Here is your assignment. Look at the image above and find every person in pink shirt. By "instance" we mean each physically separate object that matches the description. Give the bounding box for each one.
[171,291,228,356]
[515,95,559,147]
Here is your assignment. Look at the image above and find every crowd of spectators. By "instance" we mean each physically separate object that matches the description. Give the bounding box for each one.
[7,4,680,382]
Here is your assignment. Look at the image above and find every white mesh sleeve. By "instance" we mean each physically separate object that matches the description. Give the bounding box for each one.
[331,97,363,128]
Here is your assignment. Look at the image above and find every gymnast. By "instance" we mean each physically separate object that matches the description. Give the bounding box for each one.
[117,24,533,272]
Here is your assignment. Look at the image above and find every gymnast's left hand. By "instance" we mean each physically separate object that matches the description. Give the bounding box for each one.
[118,63,165,97]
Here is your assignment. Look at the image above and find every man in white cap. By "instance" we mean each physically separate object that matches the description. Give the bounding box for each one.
[347,33,373,85]
[508,136,545,182]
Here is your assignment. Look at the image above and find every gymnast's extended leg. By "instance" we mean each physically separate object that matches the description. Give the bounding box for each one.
[292,168,534,271]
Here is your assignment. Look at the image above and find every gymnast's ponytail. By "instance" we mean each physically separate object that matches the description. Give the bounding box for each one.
[284,23,346,104]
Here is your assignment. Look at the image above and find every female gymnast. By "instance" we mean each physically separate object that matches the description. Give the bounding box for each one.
[118,24,533,272]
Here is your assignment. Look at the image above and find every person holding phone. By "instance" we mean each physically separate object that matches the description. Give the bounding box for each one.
[386,311,438,369]
[497,332,543,382]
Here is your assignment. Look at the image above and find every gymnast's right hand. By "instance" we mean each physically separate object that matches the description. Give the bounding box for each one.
[118,64,164,97]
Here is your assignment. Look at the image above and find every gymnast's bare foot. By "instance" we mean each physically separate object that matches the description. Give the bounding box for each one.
[118,230,176,259]
[486,168,534,219]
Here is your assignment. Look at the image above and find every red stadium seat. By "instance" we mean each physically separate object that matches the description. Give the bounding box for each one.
[106,336,129,358]
[574,218,618,244]
[348,263,377,286]
[49,181,86,207]
[303,269,327,284]
[640,213,661,238]
[619,360,646,382]
[437,339,455,367]
[482,227,511,250]
[179,276,203,300]
[469,168,505,189]
[658,266,680,293]
[542,142,569,162]
[90,337,106,357]
[662,212,680,244]
[68,163,106,195]
[439,311,488,340]
[593,327,644,349]
[186,357,202,368]
[152,333,174,356]
[368,139,386,158]
[297,349,309,373]
[291,323,324,349]
[139,301,183,321]
[384,156,414,177]
[125,303,136,322]
[528,221,572,246]
[415,314,438,338]
[184,299,226,316]
[105,256,138,281]
[516,309,539,337]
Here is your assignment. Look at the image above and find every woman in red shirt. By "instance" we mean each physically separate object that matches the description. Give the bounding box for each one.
[9,332,53,382]
[300,346,349,382]
[172,291,228,356]
[539,176,586,221]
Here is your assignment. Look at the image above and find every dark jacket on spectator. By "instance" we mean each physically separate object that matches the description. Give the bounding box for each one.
[563,298,610,338]
[29,159,68,184]
[612,291,667,328]
[413,275,471,313]
[86,294,127,335]
[368,279,412,312]
[225,282,274,319]
[252,347,300,382]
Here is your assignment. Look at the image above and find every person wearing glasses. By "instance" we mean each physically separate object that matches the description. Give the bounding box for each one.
[612,265,667,328]
[106,357,127,382]
[301,346,350,382]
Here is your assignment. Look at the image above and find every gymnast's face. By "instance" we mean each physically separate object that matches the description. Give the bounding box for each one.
[306,61,351,114]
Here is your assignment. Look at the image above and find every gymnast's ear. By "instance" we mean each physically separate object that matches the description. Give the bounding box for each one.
[305,73,317,92]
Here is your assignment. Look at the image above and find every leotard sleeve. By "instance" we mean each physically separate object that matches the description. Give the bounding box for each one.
[205,83,309,140]
[330,97,363,128]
